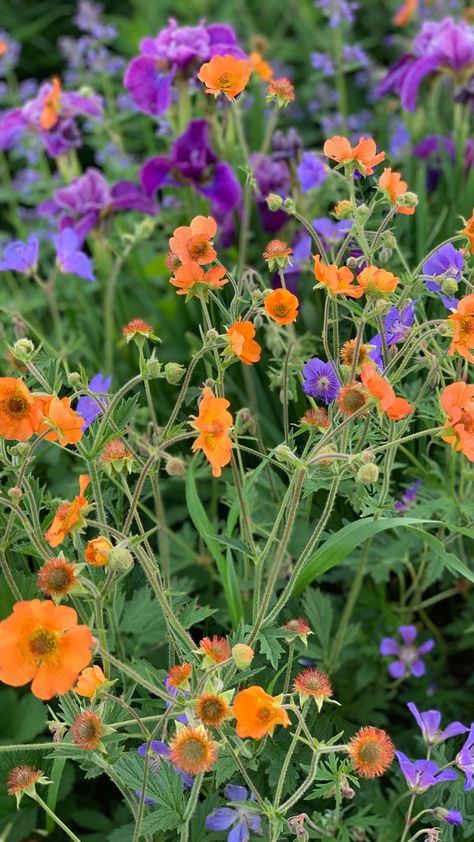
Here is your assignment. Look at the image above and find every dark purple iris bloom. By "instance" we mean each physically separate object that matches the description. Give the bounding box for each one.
[396,752,458,792]
[378,18,474,112]
[136,740,193,801]
[456,724,474,790]
[297,152,327,192]
[407,702,468,746]
[251,153,290,233]
[40,168,156,245]
[422,243,464,310]
[0,81,103,156]
[302,359,340,404]
[394,480,423,513]
[53,228,95,282]
[205,785,262,841]
[124,18,244,117]
[0,235,38,274]
[369,302,415,369]
[380,625,434,679]
[76,374,111,430]
[140,119,241,217]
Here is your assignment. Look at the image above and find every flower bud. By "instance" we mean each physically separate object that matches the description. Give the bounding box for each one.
[377,247,393,265]
[266,193,284,211]
[8,486,22,500]
[334,199,352,219]
[107,546,134,573]
[373,298,393,316]
[142,354,162,379]
[232,643,254,670]
[282,197,296,214]
[357,463,379,484]
[165,457,186,477]
[164,362,185,385]
[380,231,397,250]
[288,814,309,842]
[362,449,375,462]
[10,338,35,363]
[206,328,219,341]
[316,445,338,467]
[251,289,263,304]
[356,202,370,220]
[397,191,418,209]
[346,256,360,269]
[274,444,298,464]
[441,277,459,296]
[235,408,255,434]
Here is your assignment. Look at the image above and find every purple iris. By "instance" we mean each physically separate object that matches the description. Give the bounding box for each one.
[205,785,262,842]
[407,702,468,746]
[396,752,458,792]
[302,359,340,404]
[137,740,193,801]
[380,625,434,679]
[40,168,156,245]
[422,243,464,310]
[0,80,103,156]
[250,153,291,233]
[76,374,111,430]
[297,152,327,192]
[377,17,474,112]
[53,228,95,282]
[140,119,241,217]
[124,18,244,117]
[394,480,422,513]
[456,724,474,790]
[369,302,415,369]
[0,235,39,274]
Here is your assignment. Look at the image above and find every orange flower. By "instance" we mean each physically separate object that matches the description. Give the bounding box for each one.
[0,599,92,700]
[378,168,415,215]
[74,665,107,698]
[227,320,261,365]
[440,381,474,461]
[340,339,372,370]
[393,0,418,26]
[264,288,299,324]
[313,254,362,298]
[262,239,292,270]
[293,668,333,708]
[45,474,91,548]
[249,51,273,81]
[170,262,228,297]
[267,77,295,106]
[463,210,474,250]
[323,135,385,176]
[198,54,251,100]
[198,635,231,665]
[337,383,369,417]
[169,216,217,265]
[40,77,61,130]
[191,388,233,478]
[37,557,78,599]
[300,407,330,429]
[7,765,45,796]
[233,685,290,739]
[360,363,413,421]
[99,438,134,474]
[347,726,395,778]
[169,724,218,774]
[85,537,112,567]
[195,693,231,728]
[71,710,104,750]
[36,395,84,445]
[167,662,192,690]
[448,294,474,363]
[122,318,154,340]
[0,378,43,441]
[356,266,399,296]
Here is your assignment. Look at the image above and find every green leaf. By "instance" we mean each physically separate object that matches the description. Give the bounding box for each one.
[406,527,474,584]
[207,533,250,555]
[258,628,286,669]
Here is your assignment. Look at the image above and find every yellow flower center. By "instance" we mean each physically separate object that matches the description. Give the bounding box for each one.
[218,72,235,90]
[28,628,58,659]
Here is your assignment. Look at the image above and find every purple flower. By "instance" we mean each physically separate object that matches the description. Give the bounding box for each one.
[302,359,340,404]
[205,785,262,841]
[438,809,463,825]
[311,51,334,76]
[140,119,241,217]
[76,374,111,430]
[407,702,468,746]
[343,45,369,68]
[315,0,358,27]
[251,153,290,233]
[53,228,95,282]
[0,235,39,274]
[380,625,434,679]
[422,243,464,310]
[74,1,117,40]
[377,17,474,111]
[137,740,193,796]
[164,675,188,724]
[0,31,21,76]
[297,152,327,192]
[271,128,303,162]
[396,752,458,792]
[456,724,474,790]
[394,480,423,513]
[313,217,352,250]
[369,302,415,369]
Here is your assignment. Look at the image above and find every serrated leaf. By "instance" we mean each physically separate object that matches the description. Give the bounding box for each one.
[258,628,285,669]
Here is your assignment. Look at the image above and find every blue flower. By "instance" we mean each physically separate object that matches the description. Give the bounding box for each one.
[439,809,463,826]
[53,228,96,282]
[396,752,458,792]
[136,740,193,804]
[302,359,340,404]
[380,625,434,679]
[297,152,327,192]
[422,243,463,310]
[394,479,422,512]
[456,724,474,790]
[369,302,415,369]
[76,374,111,430]
[0,235,39,274]
[407,702,468,746]
[205,785,262,842]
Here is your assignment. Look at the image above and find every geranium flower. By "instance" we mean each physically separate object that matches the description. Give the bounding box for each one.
[197,635,231,666]
[369,302,415,369]
[463,209,474,251]
[136,740,193,797]
[45,474,92,547]
[36,395,84,446]
[448,294,474,363]
[76,374,111,430]
[198,53,251,99]
[226,320,261,365]
[394,479,422,512]
[206,785,262,841]
[440,381,474,461]
[396,752,458,792]
[264,288,299,324]
[37,557,78,599]
[323,135,385,175]
[233,686,290,739]
[302,358,340,403]
[0,378,43,441]
[407,702,468,745]
[0,599,92,700]
[267,76,295,106]
[169,216,217,265]
[380,625,434,678]
[249,51,273,81]
[70,710,104,750]
[378,168,415,215]
[191,388,233,478]
[53,228,95,282]
[422,243,463,310]
[297,152,327,192]
[313,254,362,298]
[0,235,39,274]
[85,537,112,567]
[456,724,474,790]
[169,724,218,775]
[360,364,413,421]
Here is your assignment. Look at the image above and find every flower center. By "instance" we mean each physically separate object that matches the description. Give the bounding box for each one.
[344,388,366,410]
[459,408,474,433]
[256,705,275,725]
[218,72,235,90]
[357,739,382,765]
[274,303,290,317]
[47,566,74,591]
[189,236,211,259]
[4,393,29,420]
[199,697,226,724]
[28,628,58,659]
[317,376,330,391]
[399,644,417,665]
[458,316,474,343]
[180,737,207,763]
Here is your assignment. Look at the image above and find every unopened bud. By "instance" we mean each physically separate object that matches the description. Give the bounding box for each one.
[282,197,296,214]
[204,378,216,389]
[232,643,254,670]
[373,298,392,316]
[11,338,35,363]
[251,289,263,304]
[378,247,393,265]
[67,371,84,389]
[380,231,397,250]
[441,277,459,296]
[107,546,134,573]
[266,193,284,211]
[206,328,219,341]
[357,463,379,484]
[316,445,338,467]
[346,256,361,269]
[8,486,22,500]
[235,408,255,434]
[288,814,309,842]
[274,444,298,464]
[164,362,185,385]
[397,191,418,209]
[165,457,186,477]
[362,449,375,462]
[334,199,352,219]
[356,202,370,220]
[142,354,162,379]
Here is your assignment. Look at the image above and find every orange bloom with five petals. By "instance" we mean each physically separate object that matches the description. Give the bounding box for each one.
[45,474,91,547]
[0,378,43,441]
[448,294,474,363]
[440,381,474,461]
[233,685,290,739]
[264,288,299,324]
[378,168,415,215]
[360,363,413,421]
[323,136,385,176]
[356,265,399,296]
[170,263,228,296]
[36,395,84,446]
[227,320,261,365]
[198,54,251,100]
[313,254,362,298]
[169,216,217,265]
[0,599,92,700]
[191,388,233,478]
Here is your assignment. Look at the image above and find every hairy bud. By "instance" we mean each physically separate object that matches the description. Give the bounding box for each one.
[357,463,379,484]
[164,362,185,385]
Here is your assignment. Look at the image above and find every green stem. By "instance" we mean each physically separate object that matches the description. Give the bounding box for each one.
[180,773,204,842]
[33,794,82,842]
